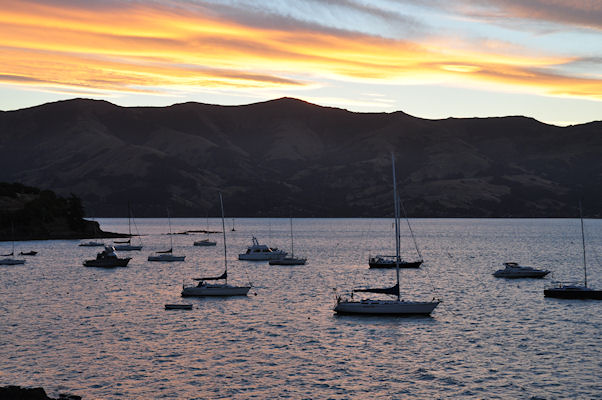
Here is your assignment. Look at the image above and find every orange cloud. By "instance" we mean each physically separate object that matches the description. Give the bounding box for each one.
[0,0,600,100]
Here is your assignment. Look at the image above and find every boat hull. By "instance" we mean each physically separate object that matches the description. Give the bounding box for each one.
[334,300,439,315]
[369,260,422,269]
[0,258,26,265]
[269,257,306,265]
[239,253,286,261]
[114,245,143,251]
[165,304,193,310]
[194,241,216,246]
[181,285,250,297]
[493,271,550,278]
[544,287,602,300]
[83,258,130,267]
[148,255,185,262]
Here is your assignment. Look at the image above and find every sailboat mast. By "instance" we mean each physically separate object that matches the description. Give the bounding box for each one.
[220,193,228,284]
[579,201,587,287]
[290,216,294,258]
[391,153,401,301]
[11,222,15,256]
[128,202,132,237]
[167,208,173,250]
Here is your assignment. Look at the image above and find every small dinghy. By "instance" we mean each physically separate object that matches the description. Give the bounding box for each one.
[165,304,193,310]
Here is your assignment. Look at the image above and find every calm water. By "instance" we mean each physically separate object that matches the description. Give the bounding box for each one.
[1,218,601,399]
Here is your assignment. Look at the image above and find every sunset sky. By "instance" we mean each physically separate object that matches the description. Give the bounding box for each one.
[1,0,600,125]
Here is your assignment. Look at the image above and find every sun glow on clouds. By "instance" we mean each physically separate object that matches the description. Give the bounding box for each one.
[0,0,601,121]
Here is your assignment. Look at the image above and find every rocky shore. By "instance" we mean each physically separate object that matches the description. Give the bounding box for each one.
[0,183,127,241]
[0,386,81,400]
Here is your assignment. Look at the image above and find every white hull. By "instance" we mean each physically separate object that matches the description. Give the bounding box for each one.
[148,254,185,262]
[0,258,26,265]
[334,299,439,315]
[79,241,104,247]
[493,263,549,278]
[239,253,286,261]
[181,284,250,296]
[114,245,143,251]
[269,257,307,265]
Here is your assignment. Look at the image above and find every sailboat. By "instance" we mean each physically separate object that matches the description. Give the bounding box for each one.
[181,193,251,296]
[369,200,423,268]
[269,217,306,265]
[0,224,26,265]
[79,215,104,247]
[113,203,143,251]
[194,214,217,246]
[544,202,602,300]
[334,154,440,315]
[148,209,185,262]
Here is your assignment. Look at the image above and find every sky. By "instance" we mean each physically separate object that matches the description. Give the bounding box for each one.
[0,0,601,126]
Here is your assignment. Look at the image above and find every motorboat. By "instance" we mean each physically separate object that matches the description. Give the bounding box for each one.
[544,202,601,300]
[493,262,550,278]
[181,193,251,297]
[369,255,422,268]
[19,251,37,256]
[334,154,440,316]
[193,238,217,246]
[83,246,131,267]
[238,236,287,260]
[79,241,105,247]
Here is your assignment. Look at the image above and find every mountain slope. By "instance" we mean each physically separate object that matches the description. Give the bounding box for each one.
[1,98,600,217]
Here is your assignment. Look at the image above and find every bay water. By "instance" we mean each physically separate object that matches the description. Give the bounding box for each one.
[1,218,601,399]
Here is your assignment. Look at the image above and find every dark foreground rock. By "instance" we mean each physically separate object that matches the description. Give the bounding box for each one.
[0,386,81,400]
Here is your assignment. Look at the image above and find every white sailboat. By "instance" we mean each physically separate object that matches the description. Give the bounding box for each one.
[0,225,25,265]
[269,217,306,265]
[369,200,423,268]
[148,210,185,262]
[79,215,104,247]
[194,237,217,246]
[334,154,440,315]
[113,203,143,251]
[544,202,602,300]
[181,193,251,296]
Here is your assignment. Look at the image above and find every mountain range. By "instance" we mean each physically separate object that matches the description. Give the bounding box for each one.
[0,98,600,218]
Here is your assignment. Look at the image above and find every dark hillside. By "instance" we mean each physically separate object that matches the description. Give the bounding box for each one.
[0,98,600,217]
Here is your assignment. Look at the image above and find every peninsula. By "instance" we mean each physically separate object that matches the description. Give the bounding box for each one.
[0,183,126,241]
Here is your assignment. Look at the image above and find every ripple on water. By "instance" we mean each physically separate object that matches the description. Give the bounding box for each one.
[1,218,601,399]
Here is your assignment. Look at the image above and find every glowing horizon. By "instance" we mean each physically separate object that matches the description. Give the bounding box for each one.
[0,0,600,125]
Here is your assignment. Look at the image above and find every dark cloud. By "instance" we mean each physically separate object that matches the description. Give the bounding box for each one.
[0,74,46,83]
[179,0,427,38]
[430,0,602,30]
